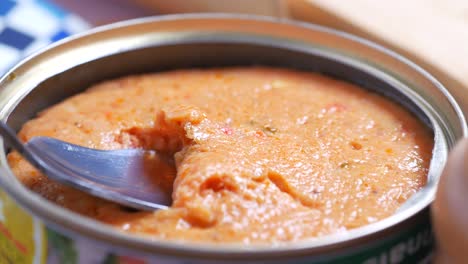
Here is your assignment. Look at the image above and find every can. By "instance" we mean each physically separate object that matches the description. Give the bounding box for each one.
[0,14,466,264]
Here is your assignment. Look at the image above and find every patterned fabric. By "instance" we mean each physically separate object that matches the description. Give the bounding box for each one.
[0,0,90,75]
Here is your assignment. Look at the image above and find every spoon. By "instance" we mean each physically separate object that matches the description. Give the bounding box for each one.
[0,121,171,211]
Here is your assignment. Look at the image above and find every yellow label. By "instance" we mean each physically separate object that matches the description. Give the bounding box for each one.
[0,190,46,264]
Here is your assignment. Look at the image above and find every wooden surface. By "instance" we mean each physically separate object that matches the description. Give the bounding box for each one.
[288,0,468,117]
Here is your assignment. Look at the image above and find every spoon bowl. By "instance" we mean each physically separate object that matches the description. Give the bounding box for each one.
[0,121,171,210]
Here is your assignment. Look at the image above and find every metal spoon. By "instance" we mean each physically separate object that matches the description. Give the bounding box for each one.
[0,121,171,211]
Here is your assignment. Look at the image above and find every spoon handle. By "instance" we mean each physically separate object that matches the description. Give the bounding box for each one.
[0,121,27,152]
[0,121,42,169]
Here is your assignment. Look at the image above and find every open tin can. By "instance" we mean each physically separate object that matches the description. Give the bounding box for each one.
[0,15,466,264]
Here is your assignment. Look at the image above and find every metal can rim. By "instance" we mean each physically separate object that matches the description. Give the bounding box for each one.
[0,14,466,258]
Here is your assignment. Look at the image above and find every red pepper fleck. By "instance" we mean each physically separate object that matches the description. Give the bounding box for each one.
[401,124,410,133]
[324,102,347,113]
[255,130,265,137]
[220,127,233,135]
[105,112,113,120]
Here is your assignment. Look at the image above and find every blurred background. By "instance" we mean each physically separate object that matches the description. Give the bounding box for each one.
[1,0,467,113]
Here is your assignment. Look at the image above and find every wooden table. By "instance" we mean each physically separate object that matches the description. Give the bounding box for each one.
[288,0,468,117]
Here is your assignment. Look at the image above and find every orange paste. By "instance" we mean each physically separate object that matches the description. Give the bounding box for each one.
[8,67,433,244]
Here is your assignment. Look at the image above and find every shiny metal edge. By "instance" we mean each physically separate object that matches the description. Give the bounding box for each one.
[0,14,466,258]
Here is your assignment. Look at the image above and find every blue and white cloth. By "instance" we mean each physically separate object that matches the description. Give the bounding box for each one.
[0,0,90,75]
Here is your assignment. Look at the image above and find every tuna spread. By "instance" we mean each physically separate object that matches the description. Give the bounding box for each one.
[8,67,433,244]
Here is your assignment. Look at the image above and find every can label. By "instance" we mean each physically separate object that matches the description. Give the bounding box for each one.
[43,219,433,264]
[325,219,434,264]
[0,189,434,263]
[0,190,46,264]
